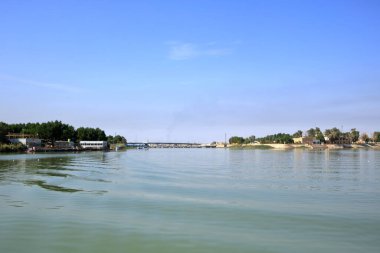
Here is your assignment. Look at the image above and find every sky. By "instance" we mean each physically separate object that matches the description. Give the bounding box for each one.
[0,0,379,142]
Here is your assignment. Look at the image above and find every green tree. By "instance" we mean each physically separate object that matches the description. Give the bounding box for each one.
[292,130,303,138]
[257,133,294,144]
[0,122,10,143]
[76,127,88,141]
[244,135,256,144]
[36,122,74,143]
[76,127,107,141]
[308,127,325,142]
[2,121,109,145]
[23,122,40,136]
[324,127,341,144]
[108,135,127,144]
[35,121,76,144]
[62,125,76,141]
[360,133,370,143]
[315,127,325,143]
[229,136,245,144]
[95,128,107,141]
[8,123,24,134]
[306,128,316,137]
[349,128,360,143]
[372,132,380,142]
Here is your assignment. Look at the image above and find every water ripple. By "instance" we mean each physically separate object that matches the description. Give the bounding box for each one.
[1,149,380,253]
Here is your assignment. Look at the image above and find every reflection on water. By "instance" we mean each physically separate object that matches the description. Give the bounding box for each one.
[1,149,380,253]
[0,152,113,194]
[24,179,82,193]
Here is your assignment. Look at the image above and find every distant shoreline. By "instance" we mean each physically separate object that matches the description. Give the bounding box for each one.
[1,143,380,154]
[227,143,380,150]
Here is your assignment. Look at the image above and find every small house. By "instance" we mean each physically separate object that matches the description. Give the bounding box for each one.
[293,137,314,145]
[7,133,42,148]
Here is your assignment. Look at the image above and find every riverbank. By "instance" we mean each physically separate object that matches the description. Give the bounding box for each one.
[229,144,274,149]
[227,143,380,150]
[0,143,27,153]
[0,146,111,153]
[2,143,380,153]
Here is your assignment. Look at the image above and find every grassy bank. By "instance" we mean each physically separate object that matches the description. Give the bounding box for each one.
[0,143,27,152]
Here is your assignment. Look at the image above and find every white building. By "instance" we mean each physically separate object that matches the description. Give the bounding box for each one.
[80,141,108,149]
[9,138,42,148]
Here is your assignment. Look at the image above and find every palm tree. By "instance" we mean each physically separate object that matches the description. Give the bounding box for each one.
[324,127,341,144]
[292,130,303,138]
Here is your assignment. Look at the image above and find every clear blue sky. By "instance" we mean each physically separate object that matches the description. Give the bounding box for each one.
[1,0,379,142]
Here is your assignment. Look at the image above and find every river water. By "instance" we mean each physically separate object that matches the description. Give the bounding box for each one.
[1,149,379,253]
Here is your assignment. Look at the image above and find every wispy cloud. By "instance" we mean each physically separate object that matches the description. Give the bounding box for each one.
[0,73,82,93]
[167,42,231,60]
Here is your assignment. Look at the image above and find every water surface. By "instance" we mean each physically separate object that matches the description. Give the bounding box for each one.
[1,149,380,253]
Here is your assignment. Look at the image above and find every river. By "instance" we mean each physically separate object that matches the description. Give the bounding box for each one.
[1,149,380,253]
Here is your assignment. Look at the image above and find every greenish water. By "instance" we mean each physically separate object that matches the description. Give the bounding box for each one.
[1,149,380,253]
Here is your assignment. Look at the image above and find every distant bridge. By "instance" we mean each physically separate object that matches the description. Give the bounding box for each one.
[126,142,216,148]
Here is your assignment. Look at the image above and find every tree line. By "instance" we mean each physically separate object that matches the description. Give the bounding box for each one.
[229,127,380,144]
[0,121,127,145]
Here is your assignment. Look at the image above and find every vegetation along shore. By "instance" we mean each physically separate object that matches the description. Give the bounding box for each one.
[0,121,126,153]
[226,127,380,149]
[1,121,379,152]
